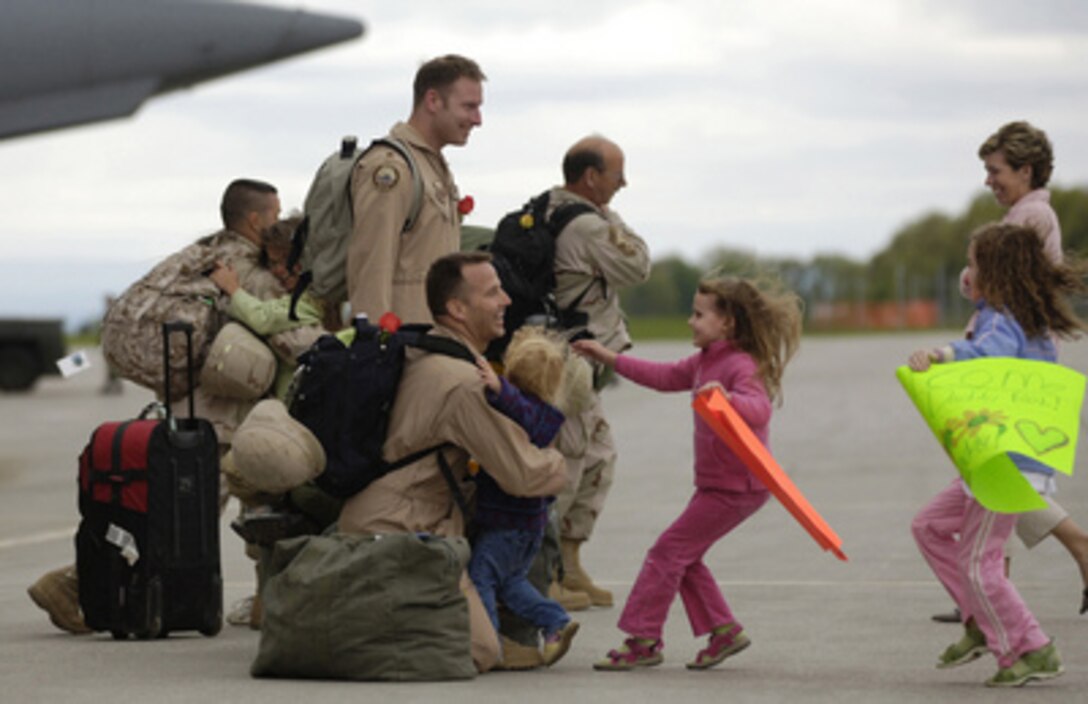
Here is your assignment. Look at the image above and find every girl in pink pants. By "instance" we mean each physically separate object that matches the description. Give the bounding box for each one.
[909,222,1088,687]
[574,274,801,671]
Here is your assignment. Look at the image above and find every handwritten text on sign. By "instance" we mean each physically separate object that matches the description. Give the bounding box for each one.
[897,358,1085,513]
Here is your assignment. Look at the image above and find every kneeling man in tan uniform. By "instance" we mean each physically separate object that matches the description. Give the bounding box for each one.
[338,251,568,672]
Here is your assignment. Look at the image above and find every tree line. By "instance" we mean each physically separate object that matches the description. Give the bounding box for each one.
[622,187,1088,329]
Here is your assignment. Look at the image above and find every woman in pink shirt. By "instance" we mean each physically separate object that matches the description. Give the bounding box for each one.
[574,275,801,671]
[953,122,1088,618]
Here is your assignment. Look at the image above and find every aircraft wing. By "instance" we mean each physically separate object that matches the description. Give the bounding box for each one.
[0,79,161,140]
[0,0,364,141]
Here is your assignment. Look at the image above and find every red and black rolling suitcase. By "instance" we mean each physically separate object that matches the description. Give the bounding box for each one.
[76,320,222,639]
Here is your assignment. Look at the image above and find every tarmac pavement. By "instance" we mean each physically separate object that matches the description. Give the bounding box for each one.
[2,333,1086,703]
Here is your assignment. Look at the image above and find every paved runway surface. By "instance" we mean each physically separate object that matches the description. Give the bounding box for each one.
[3,334,1086,702]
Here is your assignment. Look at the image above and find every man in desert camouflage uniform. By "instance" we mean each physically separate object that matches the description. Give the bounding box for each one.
[26,179,311,635]
[164,179,321,446]
[546,136,652,610]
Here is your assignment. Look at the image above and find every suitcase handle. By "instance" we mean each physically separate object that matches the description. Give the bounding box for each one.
[162,321,196,421]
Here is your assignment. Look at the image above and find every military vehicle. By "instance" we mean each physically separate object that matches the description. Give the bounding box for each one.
[0,318,65,391]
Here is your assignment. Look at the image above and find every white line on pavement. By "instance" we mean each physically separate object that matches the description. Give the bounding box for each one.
[0,527,76,551]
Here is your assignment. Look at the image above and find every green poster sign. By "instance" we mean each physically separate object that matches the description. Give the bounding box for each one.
[897,358,1085,513]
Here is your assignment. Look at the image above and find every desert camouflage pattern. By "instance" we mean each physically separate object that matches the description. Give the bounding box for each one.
[101,230,278,399]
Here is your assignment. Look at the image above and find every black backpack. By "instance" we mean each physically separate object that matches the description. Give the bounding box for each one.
[287,316,475,500]
[484,190,596,360]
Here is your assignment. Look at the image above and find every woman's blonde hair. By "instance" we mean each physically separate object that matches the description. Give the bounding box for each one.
[698,274,803,403]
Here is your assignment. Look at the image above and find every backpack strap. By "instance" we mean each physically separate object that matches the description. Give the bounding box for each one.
[286,137,424,321]
[408,334,477,364]
[384,332,476,515]
[546,200,594,238]
[370,137,424,234]
[383,444,469,518]
[545,200,605,327]
[435,449,469,517]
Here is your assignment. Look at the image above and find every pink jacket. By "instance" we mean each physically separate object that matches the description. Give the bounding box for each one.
[614,339,771,493]
[1004,189,1062,263]
[960,188,1062,297]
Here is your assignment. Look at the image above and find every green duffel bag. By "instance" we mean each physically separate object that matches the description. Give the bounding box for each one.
[252,531,475,681]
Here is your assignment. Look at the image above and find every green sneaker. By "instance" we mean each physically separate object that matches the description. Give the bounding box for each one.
[985,641,1064,688]
[936,620,987,669]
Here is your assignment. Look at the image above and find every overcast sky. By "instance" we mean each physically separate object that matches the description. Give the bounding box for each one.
[4,0,1088,327]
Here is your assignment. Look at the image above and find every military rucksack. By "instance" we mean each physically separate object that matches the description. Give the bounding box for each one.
[101,236,225,398]
[483,190,596,360]
[286,315,476,500]
[287,136,423,318]
[252,532,475,681]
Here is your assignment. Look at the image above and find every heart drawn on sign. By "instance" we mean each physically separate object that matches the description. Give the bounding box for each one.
[1015,420,1069,455]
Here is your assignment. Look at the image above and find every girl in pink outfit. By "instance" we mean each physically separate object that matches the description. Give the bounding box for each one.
[951,121,1088,620]
[909,223,1088,687]
[573,275,801,671]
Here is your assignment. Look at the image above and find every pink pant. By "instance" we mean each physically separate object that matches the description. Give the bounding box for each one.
[911,479,1050,668]
[618,488,769,641]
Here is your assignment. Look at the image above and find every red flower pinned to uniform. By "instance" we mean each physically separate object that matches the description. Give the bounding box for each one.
[458,195,475,215]
[378,311,402,334]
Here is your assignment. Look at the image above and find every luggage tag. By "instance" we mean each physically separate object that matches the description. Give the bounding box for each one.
[56,350,92,378]
[105,523,140,566]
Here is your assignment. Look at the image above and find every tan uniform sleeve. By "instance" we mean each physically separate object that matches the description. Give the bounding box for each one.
[445,384,568,498]
[346,151,415,319]
[561,210,651,289]
[232,258,281,302]
[596,208,653,287]
[225,246,317,369]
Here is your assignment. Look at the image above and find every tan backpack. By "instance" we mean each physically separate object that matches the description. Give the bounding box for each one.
[101,237,224,398]
[229,399,325,495]
[199,322,277,400]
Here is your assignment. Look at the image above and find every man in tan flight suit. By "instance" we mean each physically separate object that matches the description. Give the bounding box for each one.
[338,251,568,673]
[546,136,652,609]
[347,54,485,324]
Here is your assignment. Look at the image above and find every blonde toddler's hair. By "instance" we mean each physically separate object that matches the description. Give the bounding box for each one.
[503,327,566,404]
[503,326,594,417]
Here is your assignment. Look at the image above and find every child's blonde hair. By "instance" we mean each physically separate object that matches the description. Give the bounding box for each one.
[503,326,594,417]
[698,274,802,403]
[503,327,566,404]
[971,222,1088,339]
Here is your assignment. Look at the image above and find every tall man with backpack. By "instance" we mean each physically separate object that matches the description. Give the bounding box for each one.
[346,54,486,324]
[337,251,569,673]
[546,136,652,609]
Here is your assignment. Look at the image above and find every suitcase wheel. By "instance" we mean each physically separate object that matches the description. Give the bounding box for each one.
[200,574,223,637]
[110,630,127,641]
[135,578,163,639]
[200,600,223,637]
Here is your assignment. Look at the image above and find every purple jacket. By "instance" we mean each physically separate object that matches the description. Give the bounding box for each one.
[614,339,772,493]
[474,377,564,531]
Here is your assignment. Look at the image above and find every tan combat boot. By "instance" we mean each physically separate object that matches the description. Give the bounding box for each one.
[560,538,613,607]
[27,565,92,634]
[549,580,591,612]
